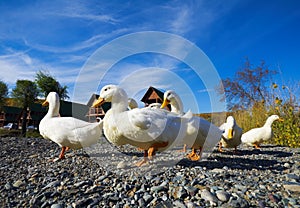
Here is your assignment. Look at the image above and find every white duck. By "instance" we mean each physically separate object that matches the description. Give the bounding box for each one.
[219,116,243,153]
[39,92,103,160]
[92,85,189,166]
[128,98,138,109]
[161,90,223,161]
[241,115,281,149]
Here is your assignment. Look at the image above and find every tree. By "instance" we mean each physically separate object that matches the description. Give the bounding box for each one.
[35,70,69,100]
[217,59,277,110]
[0,80,8,109]
[11,80,39,136]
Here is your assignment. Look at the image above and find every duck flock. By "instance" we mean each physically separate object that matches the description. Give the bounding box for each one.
[39,84,281,167]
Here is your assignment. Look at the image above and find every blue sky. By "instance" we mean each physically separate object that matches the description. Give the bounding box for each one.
[0,0,299,113]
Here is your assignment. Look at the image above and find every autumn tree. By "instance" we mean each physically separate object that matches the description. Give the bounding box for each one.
[217,59,277,111]
[11,80,39,136]
[0,80,8,109]
[35,70,69,100]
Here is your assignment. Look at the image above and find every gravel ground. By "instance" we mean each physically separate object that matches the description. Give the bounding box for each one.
[1,136,300,208]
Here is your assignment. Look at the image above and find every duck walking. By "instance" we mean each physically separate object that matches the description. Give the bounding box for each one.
[92,85,189,166]
[39,92,103,160]
[241,115,281,149]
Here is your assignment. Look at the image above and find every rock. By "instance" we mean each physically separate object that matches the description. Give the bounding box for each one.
[13,180,25,188]
[5,182,13,190]
[50,203,64,208]
[216,190,230,202]
[173,200,187,208]
[200,189,218,204]
[117,161,127,169]
[283,182,300,192]
[184,186,198,196]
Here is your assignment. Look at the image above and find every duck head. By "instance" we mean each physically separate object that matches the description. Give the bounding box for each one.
[43,92,60,117]
[161,90,183,114]
[92,85,128,111]
[264,114,283,127]
[226,116,236,139]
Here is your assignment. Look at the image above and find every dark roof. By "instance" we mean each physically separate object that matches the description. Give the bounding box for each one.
[1,106,22,122]
[60,100,89,121]
[141,86,165,103]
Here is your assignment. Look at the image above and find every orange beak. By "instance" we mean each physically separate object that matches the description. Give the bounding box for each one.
[228,128,233,139]
[160,98,170,109]
[92,98,105,108]
[42,100,49,106]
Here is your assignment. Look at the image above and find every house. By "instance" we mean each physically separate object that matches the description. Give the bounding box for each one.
[141,86,170,110]
[0,106,22,127]
[18,103,47,128]
[84,87,170,121]
[0,99,89,129]
[86,94,111,122]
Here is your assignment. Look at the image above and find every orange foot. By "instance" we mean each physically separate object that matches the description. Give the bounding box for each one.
[253,143,261,149]
[218,142,224,152]
[187,148,200,161]
[135,157,149,166]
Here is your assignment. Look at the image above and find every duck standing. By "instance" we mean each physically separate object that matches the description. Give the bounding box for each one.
[161,90,223,161]
[92,85,189,166]
[39,92,103,160]
[219,116,242,153]
[241,115,281,149]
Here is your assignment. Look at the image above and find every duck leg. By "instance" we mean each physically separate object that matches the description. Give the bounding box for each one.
[135,150,149,167]
[253,142,261,149]
[218,141,224,152]
[59,146,67,159]
[187,148,201,161]
[135,142,168,167]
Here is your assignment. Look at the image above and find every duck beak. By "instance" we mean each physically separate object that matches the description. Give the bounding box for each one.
[228,128,233,139]
[92,97,105,108]
[42,100,49,106]
[160,99,170,109]
[278,117,284,122]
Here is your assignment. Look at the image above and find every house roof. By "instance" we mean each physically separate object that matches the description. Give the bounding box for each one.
[1,106,22,122]
[141,86,165,103]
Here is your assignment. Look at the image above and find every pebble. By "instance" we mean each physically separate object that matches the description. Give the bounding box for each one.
[1,137,300,207]
[283,182,300,193]
[216,190,230,202]
[200,189,218,204]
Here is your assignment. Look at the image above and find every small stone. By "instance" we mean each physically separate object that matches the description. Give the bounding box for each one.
[283,182,300,192]
[117,161,127,169]
[200,189,218,203]
[184,186,198,196]
[211,168,225,174]
[143,193,153,204]
[50,204,64,208]
[138,198,145,207]
[13,180,25,188]
[150,185,166,192]
[5,182,13,190]
[173,200,187,208]
[284,163,291,168]
[216,190,230,202]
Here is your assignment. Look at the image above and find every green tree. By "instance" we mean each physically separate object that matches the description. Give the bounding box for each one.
[217,59,277,110]
[11,80,39,136]
[35,70,69,100]
[0,80,8,109]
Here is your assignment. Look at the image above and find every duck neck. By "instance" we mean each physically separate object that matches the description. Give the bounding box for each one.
[111,90,129,113]
[264,117,275,127]
[171,98,184,114]
[47,102,60,117]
